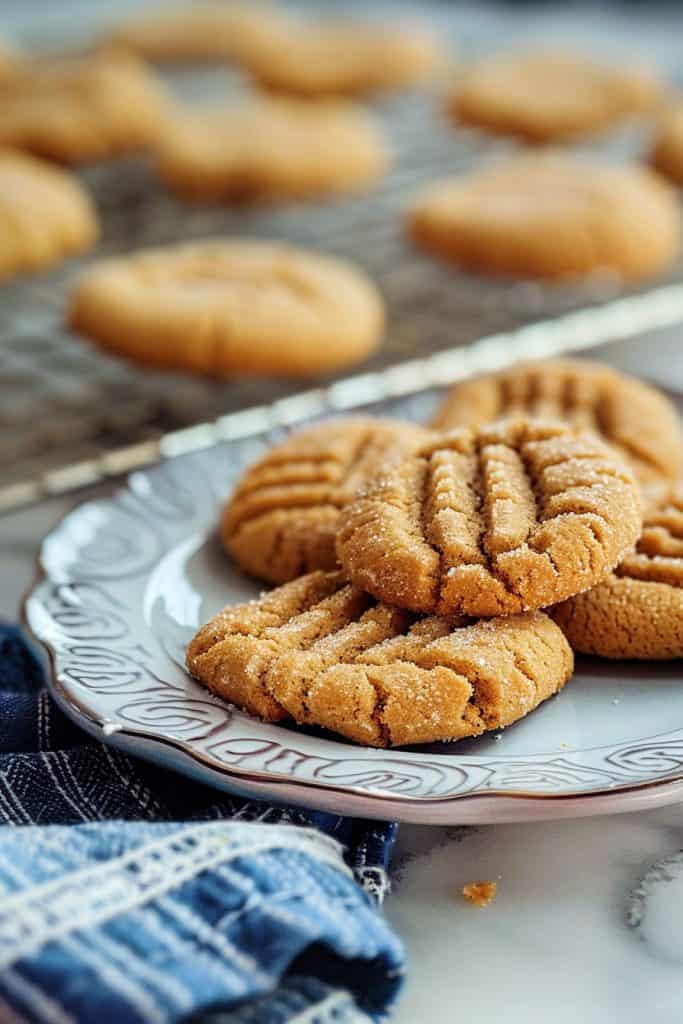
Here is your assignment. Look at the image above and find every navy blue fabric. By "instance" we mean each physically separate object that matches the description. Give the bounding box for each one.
[0,625,404,1023]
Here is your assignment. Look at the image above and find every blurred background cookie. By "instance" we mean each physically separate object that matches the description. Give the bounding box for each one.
[553,483,683,659]
[431,359,683,486]
[408,155,681,280]
[102,1,284,64]
[0,150,97,280]
[156,96,389,202]
[0,53,168,163]
[448,51,661,142]
[68,239,385,376]
[222,417,431,584]
[650,105,683,185]
[242,16,440,97]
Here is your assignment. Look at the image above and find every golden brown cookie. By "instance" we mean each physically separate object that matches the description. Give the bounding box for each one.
[68,239,385,376]
[430,359,683,487]
[103,2,284,64]
[0,150,98,280]
[0,53,168,163]
[0,38,18,83]
[186,570,574,746]
[243,18,439,97]
[650,106,683,185]
[336,417,642,617]
[156,96,388,202]
[407,155,681,281]
[553,484,683,659]
[449,52,660,142]
[223,417,431,584]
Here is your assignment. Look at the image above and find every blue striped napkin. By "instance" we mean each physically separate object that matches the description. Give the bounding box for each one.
[0,625,404,1023]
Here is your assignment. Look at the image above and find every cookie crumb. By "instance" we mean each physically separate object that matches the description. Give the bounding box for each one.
[462,880,497,907]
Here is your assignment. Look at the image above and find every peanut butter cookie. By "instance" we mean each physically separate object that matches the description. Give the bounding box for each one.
[68,239,384,376]
[430,359,683,486]
[187,570,574,746]
[449,52,660,142]
[223,417,431,584]
[407,155,681,281]
[243,18,439,97]
[156,96,388,202]
[650,106,683,185]
[0,150,98,280]
[553,484,683,659]
[0,53,168,163]
[336,418,642,617]
[103,2,284,64]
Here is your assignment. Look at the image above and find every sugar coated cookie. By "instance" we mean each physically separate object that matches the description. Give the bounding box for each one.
[408,155,680,281]
[103,2,284,64]
[187,570,573,746]
[223,417,431,584]
[449,52,660,142]
[243,18,438,97]
[0,53,168,163]
[0,150,97,280]
[431,359,683,486]
[156,96,388,201]
[336,418,642,617]
[69,239,384,376]
[650,106,683,185]
[553,484,683,659]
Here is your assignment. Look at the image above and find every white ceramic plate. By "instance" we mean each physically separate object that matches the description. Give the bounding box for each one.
[25,421,683,824]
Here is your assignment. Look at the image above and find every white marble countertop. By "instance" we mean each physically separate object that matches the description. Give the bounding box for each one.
[4,496,683,1023]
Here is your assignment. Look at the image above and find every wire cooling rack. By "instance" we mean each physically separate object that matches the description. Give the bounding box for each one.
[4,3,683,511]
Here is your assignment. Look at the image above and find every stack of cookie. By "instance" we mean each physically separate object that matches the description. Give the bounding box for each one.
[188,357,682,749]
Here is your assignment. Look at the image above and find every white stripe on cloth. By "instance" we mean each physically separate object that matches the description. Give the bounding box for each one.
[1,969,75,1024]
[0,822,351,970]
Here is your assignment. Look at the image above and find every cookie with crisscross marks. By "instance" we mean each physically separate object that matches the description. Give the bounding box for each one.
[430,359,683,486]
[553,483,683,658]
[336,418,642,617]
[223,417,431,584]
[186,571,574,746]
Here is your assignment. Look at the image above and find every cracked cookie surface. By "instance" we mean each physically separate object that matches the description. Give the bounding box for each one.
[553,484,683,659]
[0,53,168,163]
[336,418,642,617]
[157,96,388,202]
[186,570,574,746]
[223,417,431,584]
[68,239,384,376]
[0,150,98,280]
[407,155,681,281]
[430,359,683,486]
[448,52,660,142]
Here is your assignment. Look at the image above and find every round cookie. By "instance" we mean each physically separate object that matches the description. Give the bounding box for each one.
[553,484,683,659]
[336,417,642,617]
[407,155,681,281]
[187,570,574,747]
[430,359,683,487]
[223,417,431,584]
[68,239,385,377]
[0,150,98,280]
[448,52,660,142]
[650,106,683,185]
[156,96,388,202]
[243,18,438,97]
[0,53,168,164]
[103,2,285,64]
